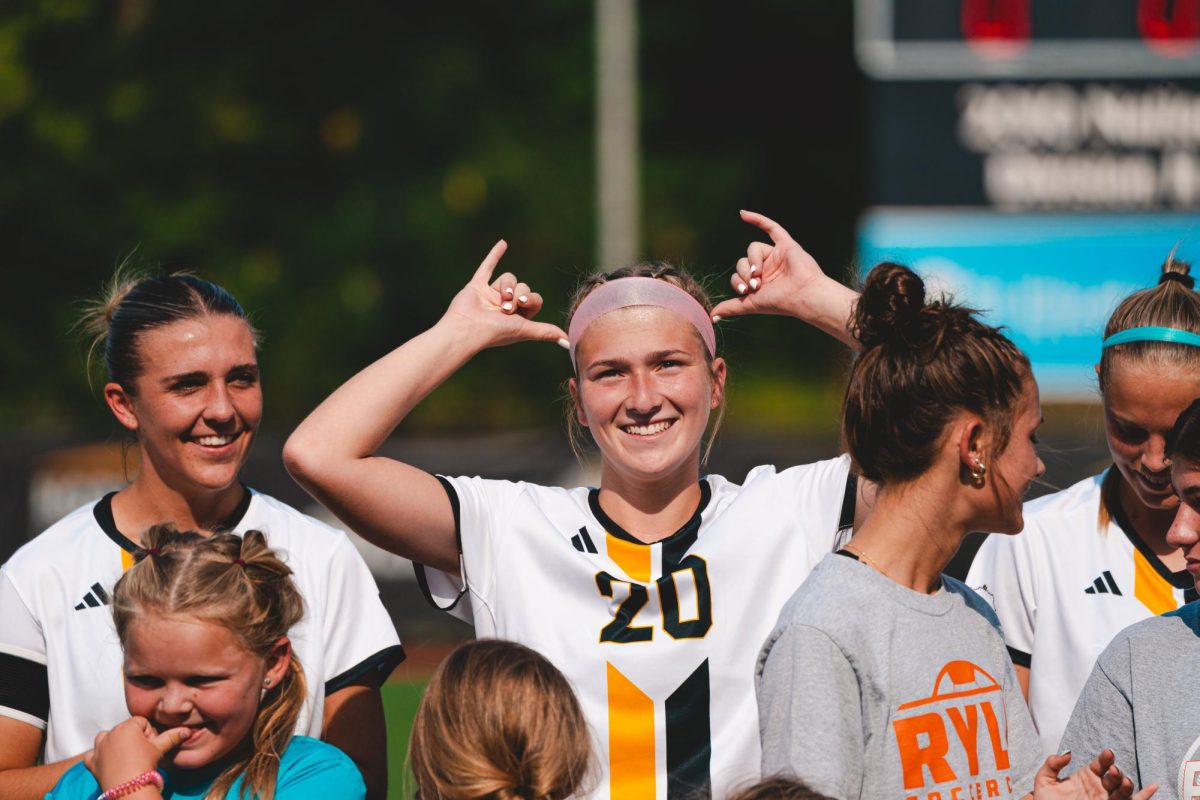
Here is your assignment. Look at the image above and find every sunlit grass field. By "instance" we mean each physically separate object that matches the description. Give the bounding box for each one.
[383,679,427,800]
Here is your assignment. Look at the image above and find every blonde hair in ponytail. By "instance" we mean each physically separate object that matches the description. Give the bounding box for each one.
[409,639,594,800]
[1099,254,1200,392]
[112,524,307,800]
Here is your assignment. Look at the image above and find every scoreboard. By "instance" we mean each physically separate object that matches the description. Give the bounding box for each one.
[858,0,1200,79]
[855,0,1200,397]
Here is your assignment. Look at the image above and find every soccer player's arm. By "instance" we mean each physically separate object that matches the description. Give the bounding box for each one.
[283,241,564,576]
[322,679,387,800]
[0,571,86,799]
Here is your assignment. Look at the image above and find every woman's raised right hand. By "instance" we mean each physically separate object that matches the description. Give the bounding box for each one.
[440,240,568,350]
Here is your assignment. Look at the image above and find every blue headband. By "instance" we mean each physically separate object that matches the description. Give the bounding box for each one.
[1102,326,1200,349]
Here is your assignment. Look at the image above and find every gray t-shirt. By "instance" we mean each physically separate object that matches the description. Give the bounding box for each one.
[757,553,1041,800]
[1059,601,1200,800]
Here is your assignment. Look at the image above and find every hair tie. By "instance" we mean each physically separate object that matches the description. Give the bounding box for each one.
[235,558,247,567]
[1159,271,1196,289]
[1102,326,1200,349]
[148,547,160,557]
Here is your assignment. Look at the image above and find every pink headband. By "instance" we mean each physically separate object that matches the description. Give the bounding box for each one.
[568,277,716,366]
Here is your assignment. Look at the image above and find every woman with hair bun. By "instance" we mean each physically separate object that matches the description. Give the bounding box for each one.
[409,639,593,800]
[757,263,1153,800]
[49,525,366,800]
[0,271,403,799]
[967,258,1200,756]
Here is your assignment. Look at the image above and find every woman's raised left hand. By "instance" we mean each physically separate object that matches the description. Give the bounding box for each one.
[711,210,860,348]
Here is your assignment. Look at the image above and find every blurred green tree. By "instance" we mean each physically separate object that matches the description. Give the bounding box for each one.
[0,0,861,435]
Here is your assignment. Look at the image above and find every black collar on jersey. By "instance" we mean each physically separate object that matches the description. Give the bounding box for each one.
[1102,468,1196,595]
[588,479,712,559]
[92,485,254,553]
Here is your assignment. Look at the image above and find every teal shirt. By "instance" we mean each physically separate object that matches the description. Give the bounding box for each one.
[47,736,365,799]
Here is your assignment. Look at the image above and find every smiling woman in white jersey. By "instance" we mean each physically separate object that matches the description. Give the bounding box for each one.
[283,211,867,800]
[0,272,403,800]
[967,259,1200,756]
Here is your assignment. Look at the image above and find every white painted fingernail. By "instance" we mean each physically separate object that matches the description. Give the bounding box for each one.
[712,315,722,322]
[737,283,747,294]
[557,338,570,350]
[504,287,513,297]
[750,277,760,290]
[750,263,758,275]
[518,295,528,303]
[502,302,513,311]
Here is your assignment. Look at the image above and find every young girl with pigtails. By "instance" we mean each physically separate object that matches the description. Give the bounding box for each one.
[49,525,366,800]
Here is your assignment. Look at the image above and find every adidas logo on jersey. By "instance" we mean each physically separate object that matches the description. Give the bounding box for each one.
[1084,571,1122,596]
[570,526,598,554]
[74,582,112,610]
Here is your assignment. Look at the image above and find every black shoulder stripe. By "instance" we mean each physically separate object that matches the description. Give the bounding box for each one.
[412,477,470,613]
[838,470,858,532]
[1007,645,1032,668]
[0,650,49,723]
[325,645,407,694]
[435,476,463,555]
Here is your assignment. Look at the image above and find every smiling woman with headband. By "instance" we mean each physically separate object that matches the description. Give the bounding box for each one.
[968,256,1200,757]
[284,211,870,799]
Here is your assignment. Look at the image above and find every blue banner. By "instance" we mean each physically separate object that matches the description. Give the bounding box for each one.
[857,210,1200,398]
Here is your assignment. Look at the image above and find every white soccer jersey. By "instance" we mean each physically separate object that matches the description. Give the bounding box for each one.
[416,456,854,800]
[0,489,404,762]
[966,470,1194,757]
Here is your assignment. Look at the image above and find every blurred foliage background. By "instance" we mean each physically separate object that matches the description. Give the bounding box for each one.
[0,0,864,438]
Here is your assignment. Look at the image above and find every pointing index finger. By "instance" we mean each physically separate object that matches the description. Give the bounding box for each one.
[472,240,509,285]
[740,210,793,247]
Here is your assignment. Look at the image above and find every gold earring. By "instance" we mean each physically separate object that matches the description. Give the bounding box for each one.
[969,461,987,486]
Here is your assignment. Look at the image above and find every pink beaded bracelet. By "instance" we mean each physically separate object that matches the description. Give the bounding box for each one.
[98,769,164,800]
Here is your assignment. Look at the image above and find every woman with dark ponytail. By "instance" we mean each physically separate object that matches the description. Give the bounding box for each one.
[968,258,1200,756]
[48,525,365,799]
[0,270,402,799]
[756,262,1153,799]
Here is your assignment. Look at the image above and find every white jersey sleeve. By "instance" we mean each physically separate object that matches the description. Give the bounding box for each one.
[0,568,48,729]
[413,474,525,626]
[966,530,1038,665]
[319,532,408,691]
